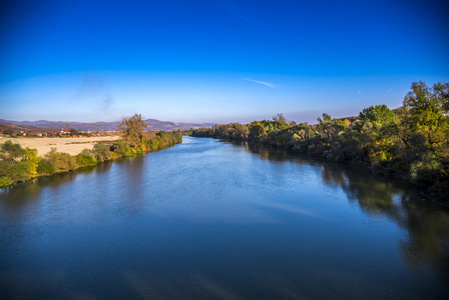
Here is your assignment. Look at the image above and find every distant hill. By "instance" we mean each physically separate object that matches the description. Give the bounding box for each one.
[0,122,46,133]
[0,119,216,132]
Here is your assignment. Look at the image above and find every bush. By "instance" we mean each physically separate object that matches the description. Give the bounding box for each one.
[93,143,112,162]
[112,140,135,157]
[410,152,441,185]
[43,147,79,171]
[37,161,55,175]
[24,147,40,176]
[0,176,14,187]
[76,149,98,167]
[0,141,36,183]
[7,162,31,182]
[0,140,27,163]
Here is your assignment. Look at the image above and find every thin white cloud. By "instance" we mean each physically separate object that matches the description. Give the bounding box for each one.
[242,78,278,88]
[387,88,393,93]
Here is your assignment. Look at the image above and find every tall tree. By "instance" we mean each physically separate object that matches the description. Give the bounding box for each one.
[359,104,396,126]
[117,113,148,148]
[403,81,449,153]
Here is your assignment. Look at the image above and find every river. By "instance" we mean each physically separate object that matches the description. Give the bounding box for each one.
[1,136,448,299]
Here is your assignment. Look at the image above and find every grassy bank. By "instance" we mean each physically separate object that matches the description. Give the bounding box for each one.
[0,131,182,187]
[191,81,449,203]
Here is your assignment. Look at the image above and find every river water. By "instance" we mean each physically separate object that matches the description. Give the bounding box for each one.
[1,136,448,299]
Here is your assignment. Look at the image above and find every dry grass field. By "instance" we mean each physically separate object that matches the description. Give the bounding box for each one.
[0,136,121,156]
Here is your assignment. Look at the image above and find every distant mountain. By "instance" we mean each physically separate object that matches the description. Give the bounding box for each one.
[0,122,45,133]
[0,119,216,132]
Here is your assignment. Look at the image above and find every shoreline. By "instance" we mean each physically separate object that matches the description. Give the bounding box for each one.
[0,132,183,188]
[192,135,449,207]
[0,136,121,156]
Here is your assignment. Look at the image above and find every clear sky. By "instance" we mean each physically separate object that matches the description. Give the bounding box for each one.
[1,0,448,124]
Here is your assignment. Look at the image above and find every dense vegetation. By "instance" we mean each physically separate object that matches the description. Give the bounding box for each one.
[0,115,182,187]
[191,81,449,202]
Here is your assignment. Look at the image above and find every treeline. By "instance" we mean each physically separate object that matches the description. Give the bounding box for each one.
[191,81,449,201]
[0,130,182,187]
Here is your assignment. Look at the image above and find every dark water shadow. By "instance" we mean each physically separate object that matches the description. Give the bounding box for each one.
[221,139,449,281]
[0,158,124,210]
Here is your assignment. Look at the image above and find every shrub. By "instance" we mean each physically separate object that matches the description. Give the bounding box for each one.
[410,152,441,185]
[76,149,98,167]
[93,143,112,162]
[0,176,14,187]
[0,141,36,183]
[113,140,136,157]
[43,147,79,171]
[37,161,55,175]
[7,162,31,182]
[24,147,40,175]
[0,140,27,163]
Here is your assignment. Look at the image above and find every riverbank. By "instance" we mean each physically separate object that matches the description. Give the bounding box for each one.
[190,129,449,205]
[0,131,182,187]
[189,82,449,205]
[0,136,121,156]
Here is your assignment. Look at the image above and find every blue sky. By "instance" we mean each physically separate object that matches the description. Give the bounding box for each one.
[1,0,448,123]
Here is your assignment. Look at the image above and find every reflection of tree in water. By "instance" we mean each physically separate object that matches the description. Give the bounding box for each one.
[399,202,449,280]
[228,138,449,281]
[0,162,113,209]
[320,162,449,281]
[227,140,289,162]
[320,164,406,217]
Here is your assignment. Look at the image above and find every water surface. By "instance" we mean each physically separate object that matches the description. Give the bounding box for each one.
[1,137,448,299]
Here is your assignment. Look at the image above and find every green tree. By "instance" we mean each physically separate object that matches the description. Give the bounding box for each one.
[117,113,148,148]
[316,113,347,143]
[359,104,396,126]
[24,147,40,175]
[0,140,27,163]
[403,81,449,153]
[0,141,33,182]
[233,123,249,140]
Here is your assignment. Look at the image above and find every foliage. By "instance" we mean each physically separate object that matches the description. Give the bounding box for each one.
[0,128,182,187]
[144,131,182,152]
[0,176,13,186]
[41,148,79,172]
[117,113,148,148]
[36,160,55,175]
[359,104,396,126]
[7,162,31,182]
[76,149,98,167]
[92,143,112,162]
[191,82,449,202]
[24,147,40,175]
[0,141,37,184]
[0,140,27,163]
[112,140,136,157]
[403,81,449,153]
[70,128,79,135]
